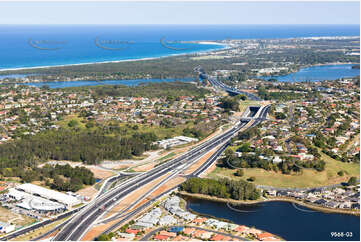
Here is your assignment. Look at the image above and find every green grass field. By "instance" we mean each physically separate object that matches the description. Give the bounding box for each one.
[238,100,261,113]
[57,114,87,129]
[57,114,193,140]
[208,152,359,188]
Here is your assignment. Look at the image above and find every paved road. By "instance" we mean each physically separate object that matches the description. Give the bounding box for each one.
[0,173,127,241]
[94,107,270,240]
[198,70,262,101]
[54,119,250,241]
[3,76,267,241]
[141,225,249,241]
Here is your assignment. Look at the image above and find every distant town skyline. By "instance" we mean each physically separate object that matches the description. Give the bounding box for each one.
[0,1,359,25]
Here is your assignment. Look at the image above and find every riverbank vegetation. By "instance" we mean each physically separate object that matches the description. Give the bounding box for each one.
[180,177,260,200]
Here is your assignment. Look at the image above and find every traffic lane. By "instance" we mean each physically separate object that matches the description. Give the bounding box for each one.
[57,121,245,240]
[63,129,240,240]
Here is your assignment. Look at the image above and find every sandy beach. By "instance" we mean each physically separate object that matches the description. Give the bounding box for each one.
[0,42,228,73]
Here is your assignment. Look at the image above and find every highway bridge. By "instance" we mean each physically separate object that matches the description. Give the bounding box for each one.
[197,68,262,101]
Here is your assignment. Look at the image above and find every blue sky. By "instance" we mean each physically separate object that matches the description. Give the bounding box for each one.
[0,1,359,25]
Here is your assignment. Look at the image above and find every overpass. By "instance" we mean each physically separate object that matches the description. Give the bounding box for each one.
[197,69,262,101]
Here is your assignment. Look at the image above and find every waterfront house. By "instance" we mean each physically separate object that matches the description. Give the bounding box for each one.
[192,217,208,225]
[314,199,327,205]
[257,232,275,241]
[324,201,339,208]
[234,225,248,233]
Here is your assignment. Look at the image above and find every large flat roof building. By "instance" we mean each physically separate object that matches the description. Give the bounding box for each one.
[8,188,65,212]
[16,183,80,207]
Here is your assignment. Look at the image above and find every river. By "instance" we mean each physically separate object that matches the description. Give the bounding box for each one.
[186,198,360,241]
[257,64,359,82]
[2,64,359,88]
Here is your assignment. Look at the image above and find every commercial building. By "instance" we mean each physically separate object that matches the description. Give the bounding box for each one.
[154,136,198,149]
[7,188,65,212]
[15,183,80,207]
[0,221,15,234]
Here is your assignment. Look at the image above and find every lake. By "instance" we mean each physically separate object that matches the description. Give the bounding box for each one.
[258,64,360,82]
[186,198,360,241]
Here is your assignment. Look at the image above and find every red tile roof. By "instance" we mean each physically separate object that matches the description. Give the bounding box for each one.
[211,234,225,241]
[125,228,139,234]
[153,234,169,240]
[257,232,274,240]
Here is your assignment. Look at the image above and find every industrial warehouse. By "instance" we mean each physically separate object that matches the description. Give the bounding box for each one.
[4,183,81,213]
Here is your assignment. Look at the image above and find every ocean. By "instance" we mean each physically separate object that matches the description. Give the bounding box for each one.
[0,25,359,70]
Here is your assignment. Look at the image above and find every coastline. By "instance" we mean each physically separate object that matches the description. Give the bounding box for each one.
[178,191,360,217]
[0,42,229,73]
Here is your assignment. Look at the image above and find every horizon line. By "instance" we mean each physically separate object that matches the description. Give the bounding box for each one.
[0,23,360,26]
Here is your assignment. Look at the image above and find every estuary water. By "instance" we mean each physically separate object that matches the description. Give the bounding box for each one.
[258,64,360,82]
[186,198,360,241]
[5,64,358,88]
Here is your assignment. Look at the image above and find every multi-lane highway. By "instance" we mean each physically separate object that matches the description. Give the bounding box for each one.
[0,73,268,241]
[54,119,251,240]
[53,104,270,241]
[0,105,268,242]
[94,106,270,239]
[197,70,262,101]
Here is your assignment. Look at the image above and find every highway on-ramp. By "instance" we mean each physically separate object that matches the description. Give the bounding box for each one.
[54,119,250,241]
[53,104,270,241]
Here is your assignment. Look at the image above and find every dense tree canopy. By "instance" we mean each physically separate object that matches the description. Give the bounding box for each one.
[180,177,260,200]
[0,128,158,167]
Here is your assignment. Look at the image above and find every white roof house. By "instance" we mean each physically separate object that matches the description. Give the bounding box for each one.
[117,232,135,239]
[16,183,80,207]
[273,156,282,164]
[158,215,177,226]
